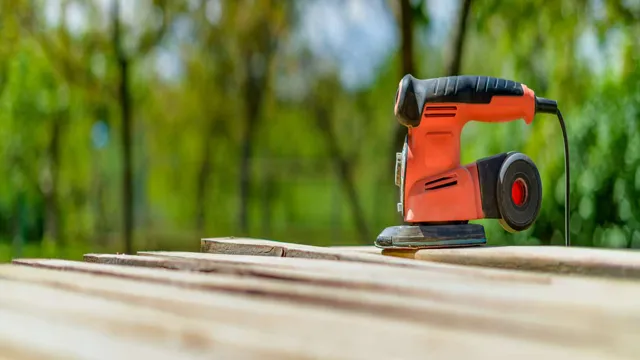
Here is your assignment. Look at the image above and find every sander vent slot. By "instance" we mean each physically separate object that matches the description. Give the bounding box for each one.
[425,106,457,111]
[425,175,458,191]
[424,106,457,118]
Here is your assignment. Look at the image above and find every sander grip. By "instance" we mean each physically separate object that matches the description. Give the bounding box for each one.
[394,74,527,128]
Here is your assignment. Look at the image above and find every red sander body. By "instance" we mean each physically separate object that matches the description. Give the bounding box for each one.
[375,74,570,249]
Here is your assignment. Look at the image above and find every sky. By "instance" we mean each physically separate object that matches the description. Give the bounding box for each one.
[296,0,458,90]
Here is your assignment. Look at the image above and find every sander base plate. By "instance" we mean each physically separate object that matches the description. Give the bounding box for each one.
[375,223,486,249]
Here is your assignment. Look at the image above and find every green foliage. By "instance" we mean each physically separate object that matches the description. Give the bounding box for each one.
[0,0,639,262]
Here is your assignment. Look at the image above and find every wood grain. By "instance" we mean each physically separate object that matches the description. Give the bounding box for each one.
[15,256,640,358]
[1,263,614,360]
[199,237,559,283]
[329,246,382,254]
[201,237,385,261]
[0,279,273,360]
[0,264,453,360]
[9,238,640,359]
[135,251,640,301]
[137,250,552,285]
[17,258,576,336]
[0,336,68,360]
[92,252,640,318]
[200,237,640,287]
[405,246,640,279]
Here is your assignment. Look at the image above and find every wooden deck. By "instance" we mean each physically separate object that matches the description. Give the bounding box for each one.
[5,237,640,359]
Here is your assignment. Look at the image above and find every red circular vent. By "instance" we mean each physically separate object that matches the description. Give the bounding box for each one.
[511,178,527,207]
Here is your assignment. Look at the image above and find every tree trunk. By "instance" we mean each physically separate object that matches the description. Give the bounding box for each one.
[13,193,25,259]
[261,161,275,237]
[113,0,134,254]
[119,57,133,254]
[238,26,275,235]
[400,0,415,77]
[314,105,370,245]
[196,120,216,232]
[43,114,62,247]
[392,0,416,155]
[392,0,473,154]
[238,112,257,235]
[447,0,473,76]
[238,56,260,235]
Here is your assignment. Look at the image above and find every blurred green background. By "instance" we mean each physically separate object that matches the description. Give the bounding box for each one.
[0,0,637,262]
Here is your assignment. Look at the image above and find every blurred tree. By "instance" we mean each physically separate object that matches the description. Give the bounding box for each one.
[310,74,370,245]
[390,0,472,153]
[2,0,640,262]
[111,0,174,253]
[391,0,429,154]
[236,0,293,235]
[190,1,236,232]
[447,0,473,76]
[399,0,416,76]
[459,0,640,247]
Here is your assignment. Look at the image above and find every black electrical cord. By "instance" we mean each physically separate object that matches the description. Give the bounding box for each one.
[557,109,570,247]
[535,97,570,247]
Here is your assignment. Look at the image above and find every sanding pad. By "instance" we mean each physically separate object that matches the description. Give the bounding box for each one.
[374,224,487,249]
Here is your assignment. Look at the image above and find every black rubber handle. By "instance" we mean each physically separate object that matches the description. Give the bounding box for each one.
[395,74,525,127]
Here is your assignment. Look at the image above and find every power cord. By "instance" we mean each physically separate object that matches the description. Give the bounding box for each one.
[536,97,570,247]
[556,109,570,247]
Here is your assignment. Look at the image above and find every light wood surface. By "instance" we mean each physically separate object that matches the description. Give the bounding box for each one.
[3,263,479,360]
[398,245,640,278]
[329,246,383,254]
[6,238,640,359]
[2,260,614,360]
[84,253,640,332]
[199,237,553,282]
[201,237,393,262]
[137,250,552,284]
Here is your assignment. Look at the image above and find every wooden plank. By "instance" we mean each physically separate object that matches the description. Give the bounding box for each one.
[94,252,555,302]
[95,252,640,317]
[0,279,275,360]
[0,334,68,360]
[199,237,552,282]
[137,250,553,285]
[398,246,640,279]
[201,237,640,285]
[135,251,640,299]
[201,237,390,261]
[0,264,456,359]
[1,263,613,360]
[17,257,583,336]
[202,238,640,282]
[0,309,189,360]
[329,246,382,254]
[16,257,640,358]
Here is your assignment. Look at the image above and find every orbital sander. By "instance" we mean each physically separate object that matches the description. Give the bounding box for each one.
[375,74,570,249]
